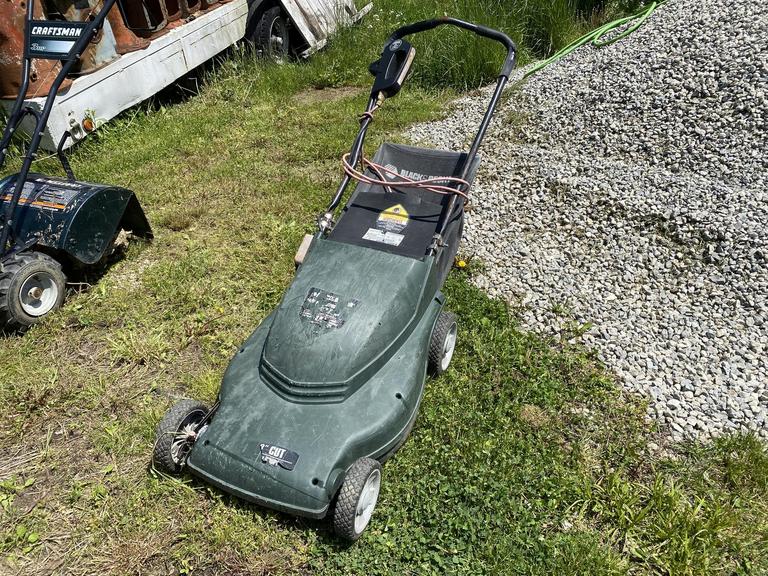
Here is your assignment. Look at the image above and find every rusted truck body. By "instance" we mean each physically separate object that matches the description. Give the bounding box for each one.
[0,0,371,149]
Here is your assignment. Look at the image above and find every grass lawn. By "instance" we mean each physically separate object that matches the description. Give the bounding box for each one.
[1,1,767,574]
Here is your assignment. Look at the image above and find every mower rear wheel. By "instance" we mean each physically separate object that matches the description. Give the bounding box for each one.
[0,251,66,333]
[153,399,210,474]
[428,310,457,376]
[332,457,382,541]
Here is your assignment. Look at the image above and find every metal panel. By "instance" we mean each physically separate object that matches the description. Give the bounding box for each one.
[281,0,372,55]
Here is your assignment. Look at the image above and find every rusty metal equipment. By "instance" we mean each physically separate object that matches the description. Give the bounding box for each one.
[115,0,168,37]
[107,7,151,53]
[0,0,152,332]
[0,0,73,98]
[47,0,120,74]
[1,0,172,98]
[163,0,182,22]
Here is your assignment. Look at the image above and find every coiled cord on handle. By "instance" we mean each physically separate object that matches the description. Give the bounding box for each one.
[340,108,470,202]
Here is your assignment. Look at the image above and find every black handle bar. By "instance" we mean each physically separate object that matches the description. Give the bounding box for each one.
[387,17,517,78]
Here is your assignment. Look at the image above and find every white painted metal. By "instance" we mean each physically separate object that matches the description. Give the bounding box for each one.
[2,0,371,150]
[284,0,372,56]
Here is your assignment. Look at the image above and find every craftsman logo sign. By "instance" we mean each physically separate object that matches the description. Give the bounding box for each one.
[259,443,299,470]
[27,21,88,60]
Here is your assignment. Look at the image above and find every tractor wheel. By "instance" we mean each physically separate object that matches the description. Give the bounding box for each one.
[251,6,290,60]
[428,310,457,376]
[0,251,66,333]
[332,458,381,542]
[152,399,210,474]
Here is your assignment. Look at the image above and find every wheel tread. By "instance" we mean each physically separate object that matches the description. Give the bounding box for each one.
[0,251,65,333]
[152,399,209,474]
[332,457,381,541]
[428,310,457,376]
[254,6,288,58]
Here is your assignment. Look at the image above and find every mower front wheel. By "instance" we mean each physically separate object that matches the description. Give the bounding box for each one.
[428,310,457,376]
[332,458,382,542]
[0,251,67,333]
[153,399,210,474]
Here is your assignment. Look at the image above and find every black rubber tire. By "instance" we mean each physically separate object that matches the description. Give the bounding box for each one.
[428,310,458,376]
[152,399,209,474]
[0,251,66,333]
[332,458,382,542]
[251,6,290,59]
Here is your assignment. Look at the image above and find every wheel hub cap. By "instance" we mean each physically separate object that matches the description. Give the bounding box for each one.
[19,272,59,317]
[441,324,458,371]
[354,469,381,534]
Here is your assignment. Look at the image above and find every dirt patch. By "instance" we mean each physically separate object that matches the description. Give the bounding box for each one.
[293,85,362,105]
[518,404,550,428]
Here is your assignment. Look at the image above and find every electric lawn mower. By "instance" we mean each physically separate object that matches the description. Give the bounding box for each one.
[0,0,152,332]
[153,17,516,541]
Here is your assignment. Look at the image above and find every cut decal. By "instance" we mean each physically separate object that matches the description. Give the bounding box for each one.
[259,443,299,470]
[27,21,87,60]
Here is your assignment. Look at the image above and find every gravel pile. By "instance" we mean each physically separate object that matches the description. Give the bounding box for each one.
[409,0,768,440]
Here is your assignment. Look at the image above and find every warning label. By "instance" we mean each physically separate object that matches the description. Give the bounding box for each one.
[0,180,79,211]
[376,204,409,233]
[299,288,360,331]
[362,228,404,246]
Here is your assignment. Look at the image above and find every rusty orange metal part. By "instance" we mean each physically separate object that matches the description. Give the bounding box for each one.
[0,0,73,98]
[108,7,151,52]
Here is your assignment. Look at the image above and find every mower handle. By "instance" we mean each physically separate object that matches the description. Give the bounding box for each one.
[387,17,517,78]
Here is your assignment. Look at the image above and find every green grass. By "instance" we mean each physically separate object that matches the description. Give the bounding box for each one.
[1,1,768,574]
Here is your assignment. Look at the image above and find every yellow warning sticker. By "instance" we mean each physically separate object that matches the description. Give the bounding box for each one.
[376,204,410,233]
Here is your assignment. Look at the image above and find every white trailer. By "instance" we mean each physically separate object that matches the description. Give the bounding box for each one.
[2,0,371,150]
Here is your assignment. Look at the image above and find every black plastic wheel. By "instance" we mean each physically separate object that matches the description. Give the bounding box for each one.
[152,399,210,474]
[332,458,382,541]
[428,310,458,376]
[0,251,67,333]
[249,5,290,59]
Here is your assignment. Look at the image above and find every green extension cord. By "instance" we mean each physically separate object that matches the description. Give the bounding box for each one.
[524,1,667,78]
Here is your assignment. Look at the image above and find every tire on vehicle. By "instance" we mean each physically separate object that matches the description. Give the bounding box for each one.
[246,4,290,59]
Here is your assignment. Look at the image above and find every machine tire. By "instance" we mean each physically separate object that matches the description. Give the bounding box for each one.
[152,399,210,474]
[253,6,290,60]
[332,458,382,541]
[0,251,66,333]
[428,310,457,376]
